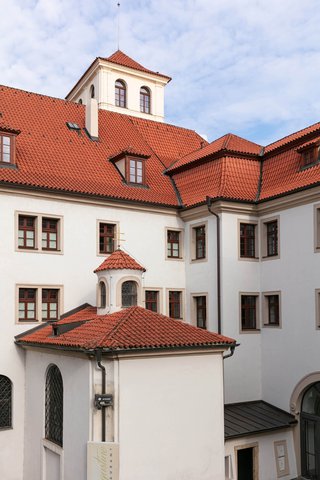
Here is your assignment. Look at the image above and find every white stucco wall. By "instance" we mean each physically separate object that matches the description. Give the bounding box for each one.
[225,429,297,480]
[117,352,226,480]
[23,350,91,480]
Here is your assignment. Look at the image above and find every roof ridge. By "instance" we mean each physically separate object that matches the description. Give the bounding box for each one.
[223,133,232,149]
[99,307,138,346]
[0,83,83,106]
[266,121,320,150]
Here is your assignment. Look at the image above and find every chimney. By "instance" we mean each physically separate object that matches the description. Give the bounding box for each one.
[86,98,99,140]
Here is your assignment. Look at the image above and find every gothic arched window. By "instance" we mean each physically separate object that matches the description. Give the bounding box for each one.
[115,80,126,108]
[140,87,151,114]
[122,281,137,307]
[0,375,12,428]
[45,365,63,446]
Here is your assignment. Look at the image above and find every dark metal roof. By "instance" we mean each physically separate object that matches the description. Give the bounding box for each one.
[224,400,297,440]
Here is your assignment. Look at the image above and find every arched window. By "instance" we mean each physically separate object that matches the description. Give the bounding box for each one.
[0,375,12,428]
[122,281,137,307]
[301,382,320,478]
[115,80,126,108]
[140,87,151,114]
[90,85,95,99]
[78,98,83,105]
[45,365,63,446]
[100,281,106,308]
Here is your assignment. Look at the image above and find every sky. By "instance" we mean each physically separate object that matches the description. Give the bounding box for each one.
[1,0,320,145]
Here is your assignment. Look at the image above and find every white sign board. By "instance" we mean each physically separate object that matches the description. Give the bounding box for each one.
[87,442,119,480]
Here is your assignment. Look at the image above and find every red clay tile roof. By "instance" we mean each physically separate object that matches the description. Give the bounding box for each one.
[101,50,171,81]
[167,133,261,173]
[16,306,235,351]
[265,122,320,153]
[94,249,145,273]
[0,85,204,207]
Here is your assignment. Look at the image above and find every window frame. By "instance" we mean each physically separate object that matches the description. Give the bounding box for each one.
[262,291,281,328]
[140,86,151,114]
[115,79,127,108]
[45,365,63,447]
[16,212,63,254]
[192,294,207,329]
[0,132,16,165]
[166,227,184,260]
[238,220,259,261]
[16,285,63,324]
[261,216,280,261]
[145,290,159,312]
[143,287,162,313]
[314,205,320,252]
[0,375,12,430]
[97,220,119,257]
[125,157,145,185]
[299,145,320,169]
[239,292,260,333]
[190,221,208,263]
[18,215,37,250]
[167,289,184,320]
[121,280,138,308]
[41,288,60,322]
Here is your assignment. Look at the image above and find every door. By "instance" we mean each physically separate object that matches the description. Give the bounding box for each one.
[237,447,254,480]
[301,383,320,479]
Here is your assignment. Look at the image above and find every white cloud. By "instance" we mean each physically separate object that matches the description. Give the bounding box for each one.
[1,0,320,145]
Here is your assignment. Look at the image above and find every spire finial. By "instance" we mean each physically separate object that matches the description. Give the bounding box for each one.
[117,2,121,51]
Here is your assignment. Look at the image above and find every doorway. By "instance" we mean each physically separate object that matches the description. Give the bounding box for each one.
[301,382,320,479]
[237,446,254,480]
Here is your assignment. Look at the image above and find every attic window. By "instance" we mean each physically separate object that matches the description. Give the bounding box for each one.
[0,133,15,165]
[109,150,149,187]
[66,122,80,131]
[299,145,320,169]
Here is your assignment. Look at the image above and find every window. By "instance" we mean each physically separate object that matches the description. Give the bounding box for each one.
[195,225,206,259]
[17,286,62,323]
[128,158,143,184]
[115,80,126,108]
[240,294,259,331]
[266,221,278,257]
[122,281,137,307]
[0,134,14,164]
[240,223,256,258]
[195,296,207,329]
[42,218,58,250]
[19,288,37,321]
[90,84,95,99]
[99,223,116,254]
[16,213,62,253]
[78,98,83,104]
[261,216,280,260]
[140,87,151,114]
[300,146,319,168]
[45,365,63,447]
[145,290,159,312]
[18,215,36,249]
[100,281,106,309]
[167,230,181,258]
[42,289,59,322]
[263,293,280,326]
[0,375,12,429]
[169,291,182,319]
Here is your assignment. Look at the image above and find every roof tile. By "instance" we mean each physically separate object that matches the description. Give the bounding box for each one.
[94,249,145,272]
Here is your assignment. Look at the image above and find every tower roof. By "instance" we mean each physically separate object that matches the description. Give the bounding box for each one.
[94,249,146,273]
[101,50,171,81]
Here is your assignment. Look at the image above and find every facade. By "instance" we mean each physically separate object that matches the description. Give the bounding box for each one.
[1,49,320,479]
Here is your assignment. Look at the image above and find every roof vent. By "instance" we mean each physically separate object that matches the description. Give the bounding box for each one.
[66,122,80,131]
[85,98,99,140]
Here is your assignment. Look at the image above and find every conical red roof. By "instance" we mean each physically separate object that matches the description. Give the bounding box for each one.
[94,249,145,273]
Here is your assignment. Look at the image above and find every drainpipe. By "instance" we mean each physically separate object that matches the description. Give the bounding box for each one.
[223,344,237,360]
[96,349,106,442]
[206,196,221,334]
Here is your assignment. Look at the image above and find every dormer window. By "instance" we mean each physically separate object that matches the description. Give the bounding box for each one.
[298,143,320,169]
[0,133,16,165]
[140,87,151,114]
[115,80,126,108]
[109,149,149,187]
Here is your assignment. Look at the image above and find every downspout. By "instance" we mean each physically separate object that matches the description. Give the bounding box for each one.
[96,349,106,442]
[206,196,221,334]
[223,343,237,360]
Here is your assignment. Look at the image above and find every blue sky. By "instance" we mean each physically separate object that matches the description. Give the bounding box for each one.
[1,0,320,145]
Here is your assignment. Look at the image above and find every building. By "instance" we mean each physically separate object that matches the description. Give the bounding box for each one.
[1,49,320,479]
